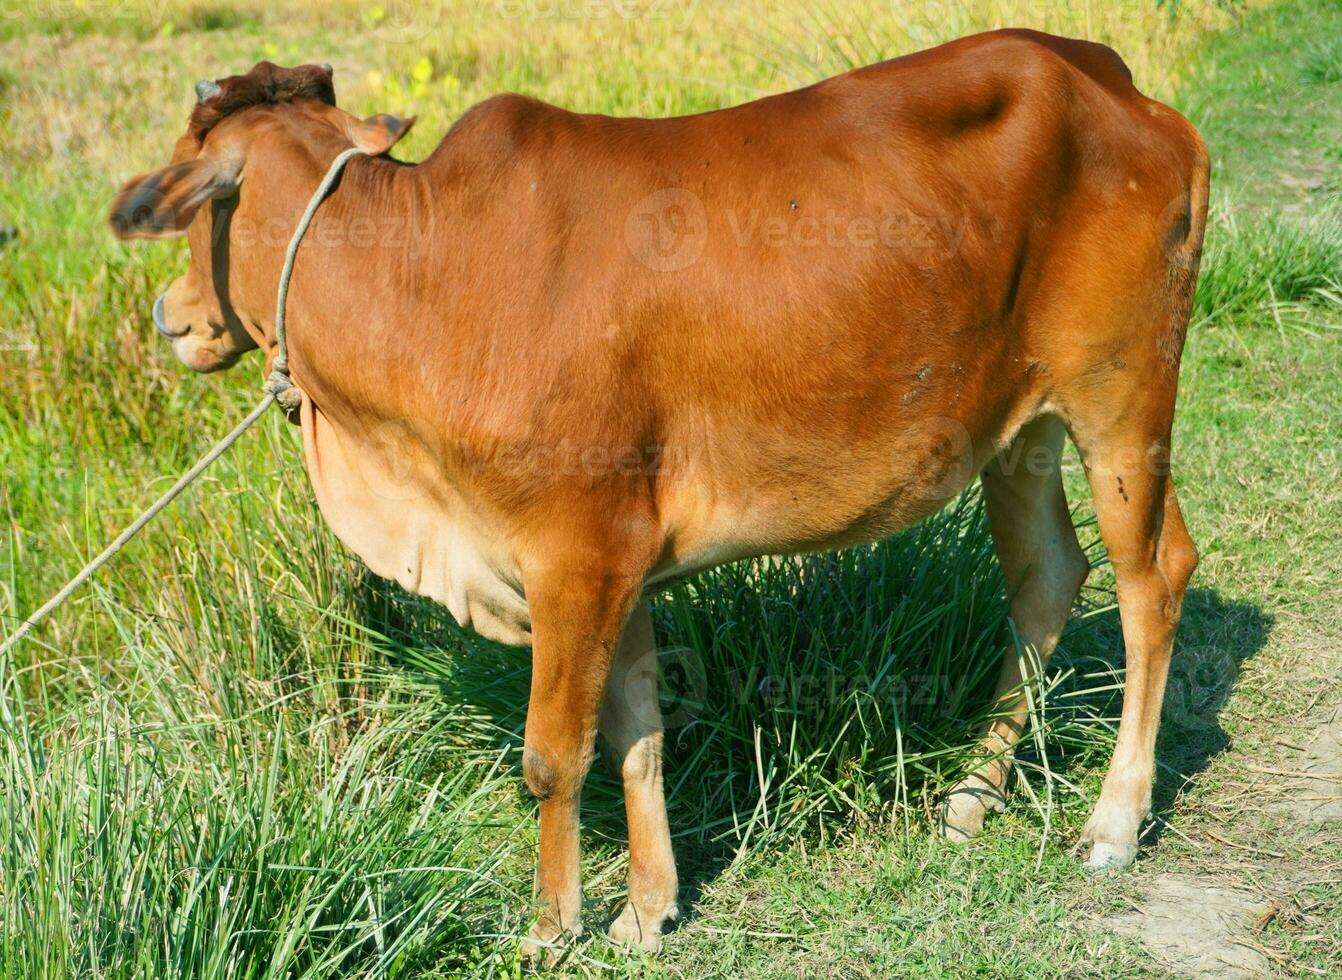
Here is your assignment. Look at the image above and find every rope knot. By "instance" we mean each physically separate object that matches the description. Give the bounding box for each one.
[264,368,304,414]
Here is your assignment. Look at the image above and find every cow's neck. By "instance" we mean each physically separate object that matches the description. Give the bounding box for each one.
[242,144,469,433]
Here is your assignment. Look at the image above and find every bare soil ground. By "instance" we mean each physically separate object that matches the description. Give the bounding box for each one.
[1097,637,1342,977]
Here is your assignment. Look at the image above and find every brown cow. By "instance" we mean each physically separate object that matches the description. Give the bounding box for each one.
[109,31,1208,958]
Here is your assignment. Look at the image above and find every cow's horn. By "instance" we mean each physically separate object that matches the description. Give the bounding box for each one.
[320,63,333,74]
[195,79,221,102]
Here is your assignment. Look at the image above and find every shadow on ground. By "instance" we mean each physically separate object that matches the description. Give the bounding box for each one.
[1150,588,1273,825]
[349,558,1272,916]
[1048,586,1272,846]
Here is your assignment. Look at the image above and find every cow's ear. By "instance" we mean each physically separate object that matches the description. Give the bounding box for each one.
[108,152,240,239]
[349,113,415,155]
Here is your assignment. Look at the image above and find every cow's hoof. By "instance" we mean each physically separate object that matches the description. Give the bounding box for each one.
[607,900,677,954]
[939,778,1006,843]
[520,921,582,967]
[1076,832,1138,873]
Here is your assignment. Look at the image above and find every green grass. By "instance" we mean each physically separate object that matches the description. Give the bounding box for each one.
[4,693,521,977]
[3,0,1342,975]
[1193,195,1342,327]
[1177,0,1342,208]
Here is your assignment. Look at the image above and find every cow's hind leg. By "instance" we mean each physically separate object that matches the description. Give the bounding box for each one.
[1070,417,1198,870]
[599,600,679,952]
[941,415,1089,841]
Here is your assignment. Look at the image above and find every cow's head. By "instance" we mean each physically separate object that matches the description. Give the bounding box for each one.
[109,62,413,372]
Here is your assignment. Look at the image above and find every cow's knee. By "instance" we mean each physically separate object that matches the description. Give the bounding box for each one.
[522,745,557,801]
[523,743,590,803]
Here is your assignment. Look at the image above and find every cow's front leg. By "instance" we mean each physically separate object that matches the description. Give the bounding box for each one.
[599,600,678,952]
[519,565,643,964]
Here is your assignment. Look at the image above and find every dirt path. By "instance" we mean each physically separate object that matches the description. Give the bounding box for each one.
[1097,673,1342,976]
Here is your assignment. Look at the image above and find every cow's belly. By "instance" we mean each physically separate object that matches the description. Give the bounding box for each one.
[299,403,532,646]
[648,405,1025,581]
[649,477,952,586]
